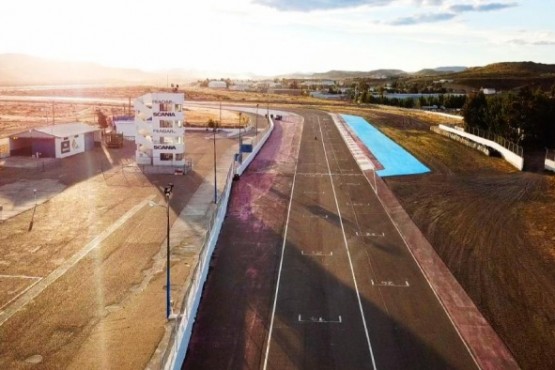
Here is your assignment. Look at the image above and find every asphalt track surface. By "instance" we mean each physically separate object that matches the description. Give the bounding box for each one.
[184,109,478,369]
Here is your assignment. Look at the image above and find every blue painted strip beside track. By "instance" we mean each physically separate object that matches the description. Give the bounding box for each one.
[341,114,430,177]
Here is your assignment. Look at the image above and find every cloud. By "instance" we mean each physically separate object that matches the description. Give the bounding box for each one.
[388,1,518,26]
[449,2,518,13]
[253,0,390,12]
[509,39,555,46]
[389,12,456,25]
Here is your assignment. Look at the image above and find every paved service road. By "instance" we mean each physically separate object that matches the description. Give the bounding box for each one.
[185,109,479,369]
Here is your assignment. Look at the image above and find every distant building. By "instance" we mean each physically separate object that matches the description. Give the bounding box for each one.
[481,88,497,95]
[9,122,100,158]
[208,80,227,89]
[229,83,252,91]
[133,93,186,167]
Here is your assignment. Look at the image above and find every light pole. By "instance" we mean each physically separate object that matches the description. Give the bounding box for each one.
[151,183,174,319]
[255,104,259,144]
[238,112,243,163]
[213,101,221,204]
[164,183,174,319]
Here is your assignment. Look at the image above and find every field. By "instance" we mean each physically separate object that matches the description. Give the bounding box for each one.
[1,85,554,369]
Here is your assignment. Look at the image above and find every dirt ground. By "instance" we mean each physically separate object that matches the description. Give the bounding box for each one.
[324,105,555,370]
[0,130,238,369]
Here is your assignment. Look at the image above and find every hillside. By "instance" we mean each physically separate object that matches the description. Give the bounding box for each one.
[444,62,555,90]
[0,54,195,86]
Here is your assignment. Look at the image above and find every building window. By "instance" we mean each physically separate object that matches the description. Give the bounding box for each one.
[160,153,173,161]
[159,103,172,112]
[175,153,184,161]
[160,137,173,144]
[160,120,173,128]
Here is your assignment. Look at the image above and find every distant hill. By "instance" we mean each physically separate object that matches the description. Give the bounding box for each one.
[283,67,470,80]
[444,61,555,90]
[0,54,199,86]
[414,66,468,76]
[280,69,408,80]
[413,69,448,76]
[434,66,467,73]
[314,69,407,79]
[453,61,555,78]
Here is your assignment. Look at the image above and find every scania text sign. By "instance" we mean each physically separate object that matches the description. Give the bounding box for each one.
[153,112,176,117]
[154,145,177,150]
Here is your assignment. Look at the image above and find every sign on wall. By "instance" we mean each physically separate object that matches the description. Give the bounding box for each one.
[61,140,70,153]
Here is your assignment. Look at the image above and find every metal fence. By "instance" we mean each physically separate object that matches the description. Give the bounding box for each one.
[465,126,524,157]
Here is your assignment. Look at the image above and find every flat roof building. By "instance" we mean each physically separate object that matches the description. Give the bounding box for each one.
[9,122,100,158]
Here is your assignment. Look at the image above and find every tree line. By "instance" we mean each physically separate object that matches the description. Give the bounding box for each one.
[462,88,555,149]
[356,92,467,110]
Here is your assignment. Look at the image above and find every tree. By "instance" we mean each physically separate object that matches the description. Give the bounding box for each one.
[462,92,488,130]
[96,109,108,128]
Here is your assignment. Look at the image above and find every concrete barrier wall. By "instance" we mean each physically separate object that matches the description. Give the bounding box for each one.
[164,164,235,370]
[430,126,491,156]
[426,111,464,121]
[236,117,275,176]
[438,124,524,170]
[162,116,275,370]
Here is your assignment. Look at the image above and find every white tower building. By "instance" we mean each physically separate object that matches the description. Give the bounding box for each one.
[134,93,185,166]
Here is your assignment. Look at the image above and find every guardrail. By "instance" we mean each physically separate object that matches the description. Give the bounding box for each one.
[465,126,523,158]
[162,116,275,370]
[439,125,524,170]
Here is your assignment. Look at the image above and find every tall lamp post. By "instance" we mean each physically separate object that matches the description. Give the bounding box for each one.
[255,104,259,144]
[213,101,221,204]
[238,112,243,162]
[151,183,174,319]
[164,183,174,319]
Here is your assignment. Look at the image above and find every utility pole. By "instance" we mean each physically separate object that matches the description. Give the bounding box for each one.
[164,183,174,319]
[255,104,259,144]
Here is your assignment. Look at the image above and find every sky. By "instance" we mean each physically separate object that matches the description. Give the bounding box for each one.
[0,0,554,76]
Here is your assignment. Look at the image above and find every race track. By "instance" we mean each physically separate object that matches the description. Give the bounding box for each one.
[184,109,478,369]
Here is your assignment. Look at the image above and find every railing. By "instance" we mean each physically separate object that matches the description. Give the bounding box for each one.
[465,126,523,157]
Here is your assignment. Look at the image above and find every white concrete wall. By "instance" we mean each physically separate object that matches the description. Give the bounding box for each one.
[115,121,136,137]
[546,158,555,172]
[235,117,275,176]
[438,124,524,170]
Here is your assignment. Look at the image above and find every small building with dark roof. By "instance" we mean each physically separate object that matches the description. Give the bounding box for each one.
[9,122,100,158]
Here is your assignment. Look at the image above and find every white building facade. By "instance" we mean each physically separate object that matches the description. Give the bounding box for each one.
[134,93,186,166]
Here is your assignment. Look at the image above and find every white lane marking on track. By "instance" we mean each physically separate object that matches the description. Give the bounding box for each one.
[371,280,410,288]
[301,250,334,257]
[318,115,378,370]
[356,232,385,237]
[298,314,342,323]
[262,120,302,370]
